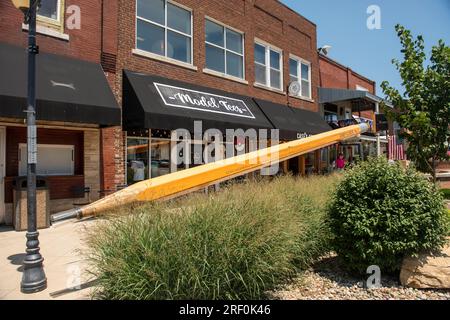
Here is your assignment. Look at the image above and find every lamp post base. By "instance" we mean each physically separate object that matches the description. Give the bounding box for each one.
[21,231,47,294]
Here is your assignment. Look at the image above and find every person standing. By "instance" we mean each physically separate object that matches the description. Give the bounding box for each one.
[336,153,346,170]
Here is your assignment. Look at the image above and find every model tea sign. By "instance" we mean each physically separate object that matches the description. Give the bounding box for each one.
[154,83,255,119]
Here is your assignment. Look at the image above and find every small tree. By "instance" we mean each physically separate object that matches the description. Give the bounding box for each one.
[328,157,448,273]
[381,25,450,181]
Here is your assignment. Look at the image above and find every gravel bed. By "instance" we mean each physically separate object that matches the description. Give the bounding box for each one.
[269,254,450,300]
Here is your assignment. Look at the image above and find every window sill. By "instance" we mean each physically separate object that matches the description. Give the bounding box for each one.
[132,49,198,71]
[289,94,315,103]
[22,23,69,41]
[253,83,285,95]
[203,68,248,85]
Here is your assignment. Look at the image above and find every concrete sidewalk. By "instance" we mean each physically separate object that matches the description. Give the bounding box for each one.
[0,219,97,300]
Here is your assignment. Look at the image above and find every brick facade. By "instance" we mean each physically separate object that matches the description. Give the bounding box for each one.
[116,0,319,112]
[319,54,376,94]
[0,0,323,194]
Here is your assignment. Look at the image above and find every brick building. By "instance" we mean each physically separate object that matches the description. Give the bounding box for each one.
[0,0,121,225]
[318,53,391,163]
[0,0,392,227]
[116,0,334,184]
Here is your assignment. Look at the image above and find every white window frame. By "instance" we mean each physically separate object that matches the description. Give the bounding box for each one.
[289,54,312,99]
[254,39,283,90]
[204,17,245,80]
[18,143,74,176]
[135,0,193,65]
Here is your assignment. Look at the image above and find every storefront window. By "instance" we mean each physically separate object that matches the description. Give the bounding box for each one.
[329,144,338,171]
[19,144,74,176]
[127,137,150,185]
[151,139,171,178]
[320,148,329,173]
[305,152,316,175]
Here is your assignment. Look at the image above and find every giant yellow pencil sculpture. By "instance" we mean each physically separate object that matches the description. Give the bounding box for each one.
[52,123,368,222]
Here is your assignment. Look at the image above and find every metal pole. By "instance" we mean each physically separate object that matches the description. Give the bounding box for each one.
[21,0,47,294]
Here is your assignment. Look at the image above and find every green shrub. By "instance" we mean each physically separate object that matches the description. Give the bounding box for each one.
[86,175,335,300]
[440,189,450,200]
[328,157,448,273]
[447,209,450,236]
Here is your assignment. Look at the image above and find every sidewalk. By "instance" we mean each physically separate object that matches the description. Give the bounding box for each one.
[0,218,97,300]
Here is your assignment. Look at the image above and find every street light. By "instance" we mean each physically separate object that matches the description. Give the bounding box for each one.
[11,0,47,293]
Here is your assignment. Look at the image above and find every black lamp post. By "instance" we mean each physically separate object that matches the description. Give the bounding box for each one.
[11,0,47,294]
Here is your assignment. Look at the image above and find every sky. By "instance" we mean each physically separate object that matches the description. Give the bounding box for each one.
[281,0,450,96]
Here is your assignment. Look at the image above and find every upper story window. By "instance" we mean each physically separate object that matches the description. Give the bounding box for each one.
[289,56,311,99]
[254,42,282,90]
[37,0,65,32]
[136,0,192,64]
[205,19,244,79]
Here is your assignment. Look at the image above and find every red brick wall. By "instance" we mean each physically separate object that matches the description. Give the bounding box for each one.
[0,0,103,63]
[116,0,320,112]
[319,55,376,94]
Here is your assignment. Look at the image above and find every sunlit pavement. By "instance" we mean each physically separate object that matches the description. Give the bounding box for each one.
[0,218,97,300]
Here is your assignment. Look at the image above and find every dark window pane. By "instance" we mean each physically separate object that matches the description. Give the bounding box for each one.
[205,20,224,47]
[206,44,225,73]
[255,64,266,84]
[270,50,280,70]
[270,69,281,89]
[167,31,191,63]
[254,44,266,64]
[226,29,243,54]
[167,3,191,35]
[290,75,298,84]
[289,59,298,76]
[137,0,165,25]
[301,63,310,80]
[136,20,165,56]
[226,52,243,78]
[38,0,58,20]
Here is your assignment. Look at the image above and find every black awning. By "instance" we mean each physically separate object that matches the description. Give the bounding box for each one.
[0,42,120,126]
[254,99,332,140]
[122,70,274,133]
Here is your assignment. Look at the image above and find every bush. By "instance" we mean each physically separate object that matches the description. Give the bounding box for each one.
[447,209,450,236]
[440,189,450,200]
[86,175,336,300]
[328,157,448,273]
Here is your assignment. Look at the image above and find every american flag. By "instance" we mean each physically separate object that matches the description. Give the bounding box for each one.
[388,134,406,161]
